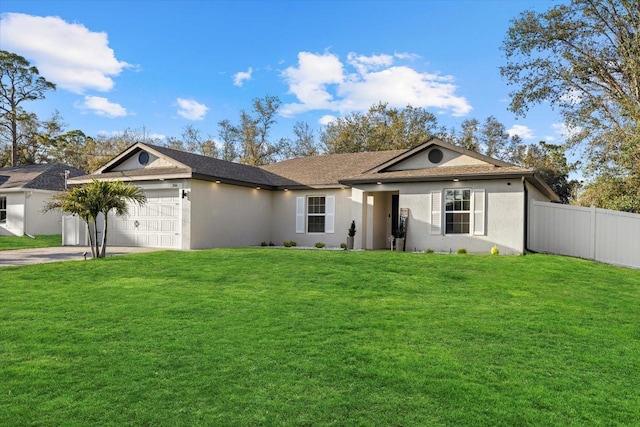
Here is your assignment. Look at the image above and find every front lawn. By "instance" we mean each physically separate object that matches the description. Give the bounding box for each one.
[1,249,638,426]
[0,234,61,251]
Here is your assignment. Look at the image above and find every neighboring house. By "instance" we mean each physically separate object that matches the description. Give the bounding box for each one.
[67,138,558,254]
[0,164,85,236]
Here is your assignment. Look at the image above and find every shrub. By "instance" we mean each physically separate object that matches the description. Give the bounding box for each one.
[315,242,325,249]
[283,241,297,247]
[425,248,434,254]
[457,248,467,254]
[340,243,347,249]
[491,245,500,255]
[348,220,357,237]
[269,241,275,246]
[260,241,268,247]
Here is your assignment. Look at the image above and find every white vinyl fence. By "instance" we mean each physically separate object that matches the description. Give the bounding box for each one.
[529,200,640,269]
[62,214,103,247]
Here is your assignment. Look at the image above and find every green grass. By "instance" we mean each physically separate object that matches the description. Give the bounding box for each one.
[0,234,61,251]
[1,249,639,426]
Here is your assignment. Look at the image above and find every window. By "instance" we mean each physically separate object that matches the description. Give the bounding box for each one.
[445,189,471,234]
[296,195,335,234]
[307,196,326,233]
[0,196,6,223]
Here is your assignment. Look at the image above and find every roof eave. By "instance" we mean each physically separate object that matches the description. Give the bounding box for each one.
[69,170,193,185]
[340,172,531,185]
[190,173,278,190]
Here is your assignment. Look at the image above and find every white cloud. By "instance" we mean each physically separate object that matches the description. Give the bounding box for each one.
[281,51,471,117]
[507,124,535,140]
[233,67,253,86]
[176,98,208,120]
[0,13,130,93]
[76,96,127,117]
[394,52,420,61]
[281,51,345,114]
[347,52,394,74]
[319,115,337,126]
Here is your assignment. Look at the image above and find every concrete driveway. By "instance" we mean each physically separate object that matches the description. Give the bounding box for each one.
[0,246,161,268]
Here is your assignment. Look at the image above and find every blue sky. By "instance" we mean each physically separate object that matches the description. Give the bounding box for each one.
[0,0,568,148]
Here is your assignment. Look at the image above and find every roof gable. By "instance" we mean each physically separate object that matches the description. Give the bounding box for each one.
[368,138,515,173]
[98,143,189,173]
[75,142,296,189]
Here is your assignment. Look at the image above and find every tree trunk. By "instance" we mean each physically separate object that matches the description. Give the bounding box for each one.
[99,215,108,258]
[11,117,18,166]
[86,221,96,258]
[94,219,100,259]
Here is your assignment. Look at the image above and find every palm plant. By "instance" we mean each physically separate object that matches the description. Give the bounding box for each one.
[45,179,146,258]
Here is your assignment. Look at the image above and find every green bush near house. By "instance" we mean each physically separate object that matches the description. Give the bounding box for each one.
[1,249,638,426]
[315,242,325,248]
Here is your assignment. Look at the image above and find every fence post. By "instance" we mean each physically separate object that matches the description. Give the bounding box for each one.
[590,205,597,261]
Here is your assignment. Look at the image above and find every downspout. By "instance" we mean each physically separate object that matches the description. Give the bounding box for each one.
[522,177,528,255]
[23,191,28,236]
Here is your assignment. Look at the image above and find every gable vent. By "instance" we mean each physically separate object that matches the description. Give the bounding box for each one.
[138,151,150,165]
[428,148,443,164]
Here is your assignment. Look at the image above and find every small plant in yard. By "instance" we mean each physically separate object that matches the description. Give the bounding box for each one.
[425,248,435,254]
[457,247,467,254]
[260,241,268,247]
[340,242,347,249]
[315,242,325,249]
[346,220,357,249]
[491,245,500,255]
[283,240,297,247]
[269,241,275,246]
[348,221,356,237]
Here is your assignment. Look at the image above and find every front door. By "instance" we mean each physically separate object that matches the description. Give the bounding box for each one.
[391,194,399,237]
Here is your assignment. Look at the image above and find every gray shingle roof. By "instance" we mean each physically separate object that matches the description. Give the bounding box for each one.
[72,143,299,189]
[67,140,558,200]
[145,144,297,187]
[260,150,405,187]
[0,164,85,191]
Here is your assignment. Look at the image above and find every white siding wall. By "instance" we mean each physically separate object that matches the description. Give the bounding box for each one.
[0,191,62,236]
[0,192,25,236]
[529,201,640,269]
[25,191,62,235]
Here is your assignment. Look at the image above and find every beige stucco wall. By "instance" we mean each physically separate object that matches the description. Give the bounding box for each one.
[0,191,61,236]
[189,180,272,249]
[351,178,543,255]
[270,188,352,248]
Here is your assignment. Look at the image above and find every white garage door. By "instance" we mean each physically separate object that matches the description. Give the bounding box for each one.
[108,189,181,249]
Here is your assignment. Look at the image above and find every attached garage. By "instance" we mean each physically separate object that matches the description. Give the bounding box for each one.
[108,188,182,249]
